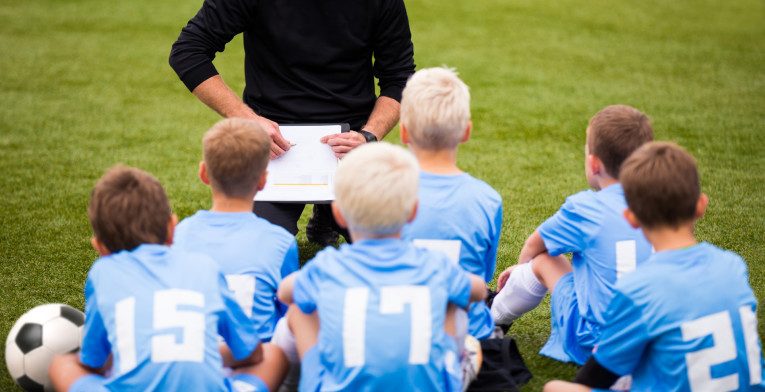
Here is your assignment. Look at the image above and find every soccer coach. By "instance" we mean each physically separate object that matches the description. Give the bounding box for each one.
[169,0,415,243]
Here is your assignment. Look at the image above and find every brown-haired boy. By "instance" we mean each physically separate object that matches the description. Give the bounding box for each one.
[173,118,299,343]
[545,142,765,391]
[49,165,286,391]
[491,105,654,365]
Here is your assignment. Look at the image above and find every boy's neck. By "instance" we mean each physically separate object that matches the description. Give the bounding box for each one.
[643,224,698,252]
[349,231,401,242]
[411,147,461,174]
[210,191,256,213]
[595,177,619,190]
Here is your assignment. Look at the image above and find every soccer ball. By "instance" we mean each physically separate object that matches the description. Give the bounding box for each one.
[5,304,84,391]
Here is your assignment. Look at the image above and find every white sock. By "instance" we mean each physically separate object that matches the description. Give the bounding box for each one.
[490,262,547,325]
[271,317,300,365]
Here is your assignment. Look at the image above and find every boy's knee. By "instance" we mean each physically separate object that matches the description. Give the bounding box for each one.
[530,254,571,288]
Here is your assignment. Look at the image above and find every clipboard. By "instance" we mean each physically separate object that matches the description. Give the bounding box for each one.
[255,123,349,204]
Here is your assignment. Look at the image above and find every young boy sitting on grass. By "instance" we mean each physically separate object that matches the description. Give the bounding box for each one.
[544,142,765,391]
[491,105,654,365]
[277,142,487,391]
[48,166,287,391]
[174,118,299,343]
[399,67,503,342]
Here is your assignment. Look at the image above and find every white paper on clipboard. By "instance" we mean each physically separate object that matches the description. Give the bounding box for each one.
[255,124,345,203]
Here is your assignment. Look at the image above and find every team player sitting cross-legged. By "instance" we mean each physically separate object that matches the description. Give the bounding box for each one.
[49,67,765,391]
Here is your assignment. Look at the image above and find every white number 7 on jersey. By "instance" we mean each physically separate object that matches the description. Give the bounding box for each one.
[343,286,432,367]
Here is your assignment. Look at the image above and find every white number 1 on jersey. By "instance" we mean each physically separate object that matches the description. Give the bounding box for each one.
[343,285,432,367]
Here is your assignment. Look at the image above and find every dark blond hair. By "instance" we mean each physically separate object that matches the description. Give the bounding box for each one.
[587,105,654,178]
[620,142,700,229]
[88,165,171,252]
[203,118,271,197]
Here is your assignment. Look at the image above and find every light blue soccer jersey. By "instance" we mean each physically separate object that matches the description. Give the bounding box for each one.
[594,243,765,391]
[79,244,260,391]
[402,172,502,340]
[174,211,299,341]
[537,183,652,357]
[293,239,472,391]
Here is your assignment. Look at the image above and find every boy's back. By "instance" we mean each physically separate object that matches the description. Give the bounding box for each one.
[536,183,652,361]
[539,184,652,326]
[594,242,765,390]
[81,244,258,391]
[402,172,502,339]
[292,239,471,391]
[174,210,299,341]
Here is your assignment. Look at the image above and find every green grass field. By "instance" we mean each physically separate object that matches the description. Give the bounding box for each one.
[1,0,763,389]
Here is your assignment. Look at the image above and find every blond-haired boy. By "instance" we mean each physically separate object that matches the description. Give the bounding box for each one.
[399,67,503,341]
[278,142,487,391]
[174,118,299,343]
[545,142,765,391]
[491,105,654,364]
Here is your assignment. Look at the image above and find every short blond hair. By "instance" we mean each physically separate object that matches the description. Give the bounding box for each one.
[203,118,271,197]
[334,142,419,235]
[400,67,471,150]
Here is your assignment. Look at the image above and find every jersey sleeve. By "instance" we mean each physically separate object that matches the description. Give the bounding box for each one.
[293,259,323,314]
[592,290,650,376]
[444,256,472,308]
[79,274,111,369]
[372,0,415,101]
[280,240,300,279]
[483,201,503,282]
[216,273,260,361]
[537,192,602,256]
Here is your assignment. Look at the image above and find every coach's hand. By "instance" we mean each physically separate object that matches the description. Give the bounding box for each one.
[321,131,367,159]
[253,115,292,159]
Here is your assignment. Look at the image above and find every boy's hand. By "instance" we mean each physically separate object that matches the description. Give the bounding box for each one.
[497,265,517,291]
[321,132,367,159]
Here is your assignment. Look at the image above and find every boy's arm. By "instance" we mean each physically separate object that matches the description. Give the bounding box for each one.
[517,230,547,264]
[497,230,546,289]
[79,276,112,370]
[220,341,263,368]
[277,273,297,305]
[216,273,262,363]
[468,274,488,303]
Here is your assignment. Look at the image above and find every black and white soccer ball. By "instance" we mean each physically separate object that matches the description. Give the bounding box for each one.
[5,304,84,391]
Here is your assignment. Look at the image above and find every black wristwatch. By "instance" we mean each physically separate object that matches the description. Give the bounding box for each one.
[356,129,378,143]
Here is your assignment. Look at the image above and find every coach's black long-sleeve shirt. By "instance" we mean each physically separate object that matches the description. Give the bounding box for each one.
[169,0,415,128]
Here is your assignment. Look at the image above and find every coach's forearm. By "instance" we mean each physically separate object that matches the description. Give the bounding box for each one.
[362,96,400,140]
[192,75,257,119]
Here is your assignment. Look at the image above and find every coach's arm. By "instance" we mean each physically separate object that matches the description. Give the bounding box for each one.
[168,0,290,158]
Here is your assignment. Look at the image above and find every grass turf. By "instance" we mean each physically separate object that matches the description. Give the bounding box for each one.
[0,0,763,389]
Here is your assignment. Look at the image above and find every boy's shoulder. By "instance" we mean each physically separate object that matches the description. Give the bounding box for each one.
[178,210,295,244]
[615,243,748,300]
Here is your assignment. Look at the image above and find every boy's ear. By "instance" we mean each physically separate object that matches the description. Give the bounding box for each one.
[586,154,601,176]
[407,200,418,223]
[461,121,472,143]
[165,214,179,246]
[331,203,348,229]
[695,193,709,219]
[90,237,111,256]
[400,124,410,145]
[199,161,211,185]
[257,171,268,191]
[623,208,641,229]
